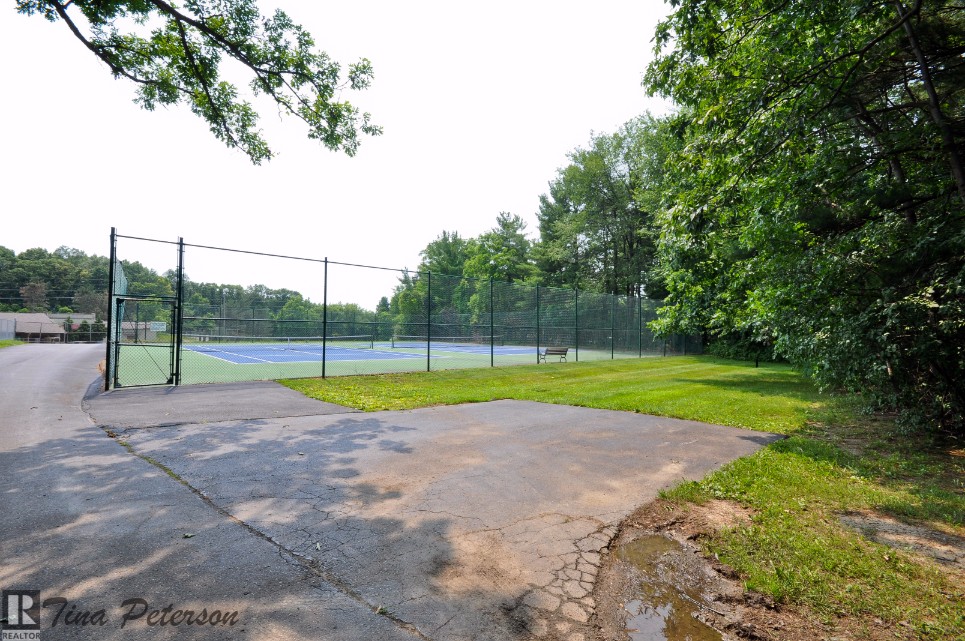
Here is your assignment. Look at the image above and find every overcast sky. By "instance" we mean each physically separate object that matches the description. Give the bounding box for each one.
[1,1,671,307]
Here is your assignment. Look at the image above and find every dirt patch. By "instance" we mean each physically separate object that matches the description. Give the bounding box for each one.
[590,499,898,641]
[839,510,965,570]
[435,530,526,595]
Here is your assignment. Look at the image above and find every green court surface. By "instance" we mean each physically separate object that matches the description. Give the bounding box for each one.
[111,342,655,387]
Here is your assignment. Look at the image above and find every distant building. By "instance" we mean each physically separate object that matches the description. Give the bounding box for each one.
[48,312,97,329]
[121,321,162,342]
[0,312,67,342]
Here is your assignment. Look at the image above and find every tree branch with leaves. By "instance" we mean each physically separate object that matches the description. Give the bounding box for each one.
[17,0,382,162]
[647,0,965,432]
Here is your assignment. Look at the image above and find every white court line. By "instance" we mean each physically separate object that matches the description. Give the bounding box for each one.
[188,348,274,363]
[189,345,436,364]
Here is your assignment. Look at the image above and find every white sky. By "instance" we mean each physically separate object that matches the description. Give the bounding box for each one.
[1,1,670,308]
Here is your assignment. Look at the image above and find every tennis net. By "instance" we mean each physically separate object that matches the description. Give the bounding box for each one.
[391,335,504,349]
[183,334,374,352]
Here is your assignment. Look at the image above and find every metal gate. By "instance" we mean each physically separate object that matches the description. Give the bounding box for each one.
[105,228,185,390]
[110,295,179,388]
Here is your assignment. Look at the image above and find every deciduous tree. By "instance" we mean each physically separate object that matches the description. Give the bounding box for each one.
[16,0,381,162]
[647,0,965,431]
[535,115,677,297]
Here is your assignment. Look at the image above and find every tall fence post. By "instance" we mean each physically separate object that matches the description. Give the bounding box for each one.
[638,296,643,358]
[490,277,494,368]
[611,294,615,360]
[426,270,432,372]
[113,299,121,389]
[322,257,328,378]
[574,287,579,362]
[173,237,185,385]
[104,227,116,391]
[535,284,541,363]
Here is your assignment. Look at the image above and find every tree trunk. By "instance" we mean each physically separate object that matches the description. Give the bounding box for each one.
[896,0,965,203]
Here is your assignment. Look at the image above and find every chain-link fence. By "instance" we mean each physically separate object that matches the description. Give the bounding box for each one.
[0,319,14,340]
[106,231,701,389]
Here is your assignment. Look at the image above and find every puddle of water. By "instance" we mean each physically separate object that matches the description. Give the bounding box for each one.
[618,535,723,641]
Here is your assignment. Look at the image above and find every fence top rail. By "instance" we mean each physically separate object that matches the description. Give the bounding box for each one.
[113,232,665,300]
[117,294,177,302]
[115,234,181,246]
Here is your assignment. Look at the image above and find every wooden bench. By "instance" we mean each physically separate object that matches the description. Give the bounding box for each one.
[538,346,569,363]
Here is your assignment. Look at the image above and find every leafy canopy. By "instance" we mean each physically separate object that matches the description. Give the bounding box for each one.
[536,114,679,297]
[646,0,965,431]
[17,0,382,162]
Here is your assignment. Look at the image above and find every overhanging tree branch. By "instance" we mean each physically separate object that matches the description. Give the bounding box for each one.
[23,0,380,162]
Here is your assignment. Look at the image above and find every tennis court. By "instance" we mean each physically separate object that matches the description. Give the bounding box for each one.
[105,231,701,389]
[114,335,574,387]
[182,335,408,365]
[180,334,537,364]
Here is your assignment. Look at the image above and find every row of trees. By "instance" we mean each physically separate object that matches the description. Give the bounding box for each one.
[181,285,381,339]
[393,112,681,317]
[0,246,166,319]
[0,245,383,338]
[536,114,677,298]
[396,1,963,432]
[65,319,108,342]
[642,0,964,431]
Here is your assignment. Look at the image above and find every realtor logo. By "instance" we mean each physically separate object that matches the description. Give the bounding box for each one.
[2,590,41,639]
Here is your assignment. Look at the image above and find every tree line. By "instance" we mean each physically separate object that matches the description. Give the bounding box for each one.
[10,0,963,432]
[396,1,964,433]
[645,0,964,432]
[0,245,382,339]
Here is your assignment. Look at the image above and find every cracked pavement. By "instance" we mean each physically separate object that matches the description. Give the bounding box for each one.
[3,344,782,640]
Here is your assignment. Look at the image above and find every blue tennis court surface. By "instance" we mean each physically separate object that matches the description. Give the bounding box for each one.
[184,341,537,365]
[183,344,420,365]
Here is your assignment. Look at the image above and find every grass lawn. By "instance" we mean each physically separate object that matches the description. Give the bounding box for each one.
[0,339,22,349]
[283,356,817,432]
[283,356,964,639]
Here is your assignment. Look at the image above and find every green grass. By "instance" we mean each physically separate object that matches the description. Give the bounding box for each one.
[664,419,964,639]
[0,339,22,349]
[283,356,819,433]
[282,356,965,639]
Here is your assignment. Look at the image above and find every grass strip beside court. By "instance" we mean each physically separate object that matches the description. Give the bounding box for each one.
[283,356,964,639]
[283,356,817,433]
[0,339,22,349]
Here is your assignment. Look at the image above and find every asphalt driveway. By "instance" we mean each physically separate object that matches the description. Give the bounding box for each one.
[2,343,781,640]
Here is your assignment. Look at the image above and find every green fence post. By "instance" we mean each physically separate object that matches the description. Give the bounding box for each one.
[426,270,432,372]
[322,257,328,378]
[611,294,615,360]
[113,298,122,389]
[574,287,579,362]
[535,284,541,363]
[174,237,185,385]
[638,296,643,358]
[490,277,494,368]
[104,227,116,391]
